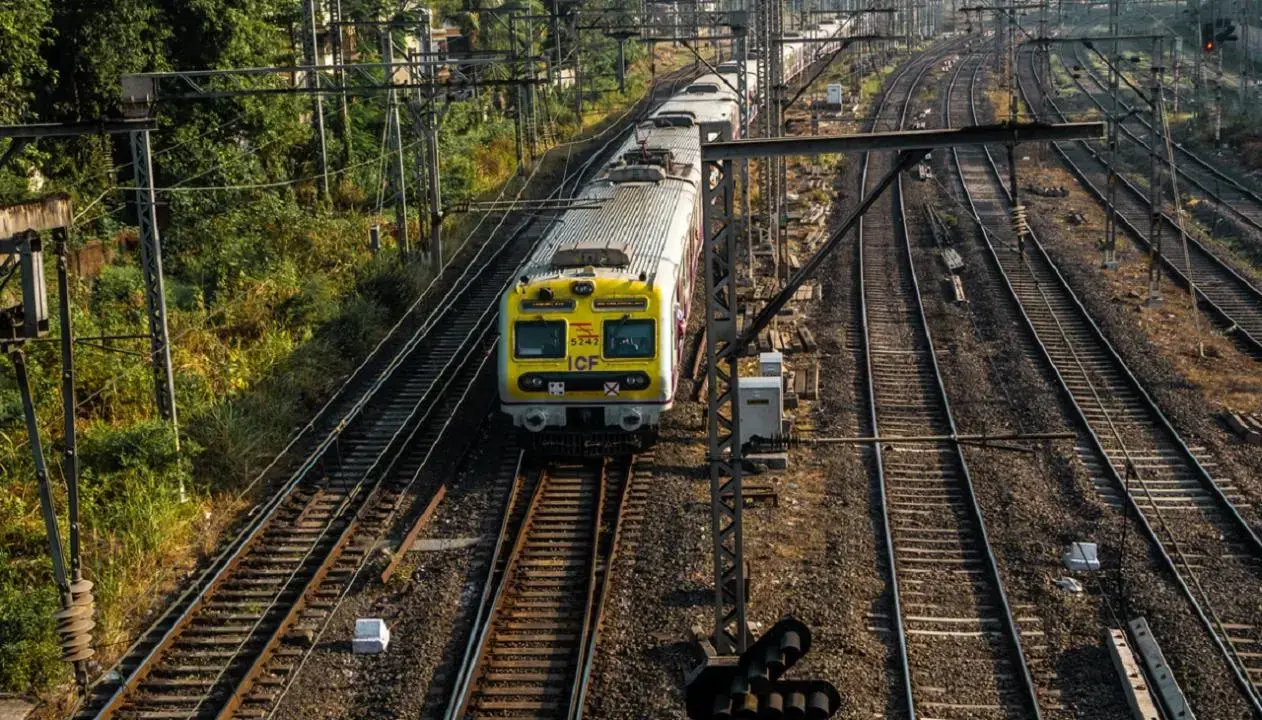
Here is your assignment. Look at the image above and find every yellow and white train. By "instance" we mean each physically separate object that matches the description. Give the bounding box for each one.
[498,22,847,454]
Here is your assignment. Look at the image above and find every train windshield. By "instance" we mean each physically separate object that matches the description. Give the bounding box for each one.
[604,318,655,359]
[514,320,566,358]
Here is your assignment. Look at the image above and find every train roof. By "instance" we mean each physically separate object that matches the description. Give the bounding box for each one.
[521,126,700,284]
[681,74,739,101]
[650,97,736,126]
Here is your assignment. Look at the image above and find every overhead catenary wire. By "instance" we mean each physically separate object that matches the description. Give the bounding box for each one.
[114,136,426,194]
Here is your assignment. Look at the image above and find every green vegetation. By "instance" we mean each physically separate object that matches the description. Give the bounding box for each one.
[859,61,897,106]
[0,0,650,701]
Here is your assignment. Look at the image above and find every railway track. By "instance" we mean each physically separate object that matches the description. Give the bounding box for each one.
[858,43,1042,719]
[75,68,698,720]
[80,229,517,720]
[1061,42,1262,239]
[444,456,641,720]
[1017,44,1262,356]
[946,46,1262,715]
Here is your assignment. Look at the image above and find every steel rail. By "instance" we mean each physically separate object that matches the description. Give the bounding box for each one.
[440,453,534,720]
[98,240,509,720]
[82,153,573,720]
[1064,42,1262,235]
[237,334,503,718]
[859,52,930,719]
[858,38,1041,720]
[1022,46,1262,356]
[434,68,710,720]
[1066,38,1256,200]
[571,455,644,719]
[444,460,549,720]
[85,270,506,719]
[946,46,1262,715]
[445,457,633,720]
[260,345,507,719]
[566,461,609,720]
[1011,46,1262,553]
[212,330,503,720]
[79,65,681,717]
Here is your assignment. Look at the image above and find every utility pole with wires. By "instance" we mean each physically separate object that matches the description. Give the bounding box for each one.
[758,0,786,284]
[302,0,331,199]
[1007,13,1025,259]
[382,23,411,260]
[329,0,353,167]
[421,9,444,275]
[572,4,584,120]
[0,196,97,694]
[130,129,181,434]
[117,37,533,278]
[4,121,179,439]
[1102,0,1122,268]
[1146,36,1166,305]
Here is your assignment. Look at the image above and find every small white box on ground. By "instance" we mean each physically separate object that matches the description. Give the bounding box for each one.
[1063,542,1101,571]
[353,618,390,654]
[738,376,784,447]
[759,351,783,378]
[826,83,844,106]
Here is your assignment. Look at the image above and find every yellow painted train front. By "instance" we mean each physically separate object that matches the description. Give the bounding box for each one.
[497,115,709,455]
[499,268,675,454]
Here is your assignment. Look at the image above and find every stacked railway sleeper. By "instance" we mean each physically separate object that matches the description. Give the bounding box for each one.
[1060,42,1262,238]
[1017,44,1262,356]
[444,455,643,720]
[73,72,697,717]
[945,45,1262,714]
[858,42,1043,719]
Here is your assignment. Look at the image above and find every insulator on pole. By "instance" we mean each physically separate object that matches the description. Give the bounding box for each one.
[1011,204,1029,239]
[56,579,96,663]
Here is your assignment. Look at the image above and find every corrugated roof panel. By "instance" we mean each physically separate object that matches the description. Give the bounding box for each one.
[518,70,742,291]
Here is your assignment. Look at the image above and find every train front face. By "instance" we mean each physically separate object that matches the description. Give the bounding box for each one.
[499,273,670,455]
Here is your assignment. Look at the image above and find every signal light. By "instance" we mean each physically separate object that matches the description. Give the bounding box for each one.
[686,616,841,720]
[1202,22,1215,51]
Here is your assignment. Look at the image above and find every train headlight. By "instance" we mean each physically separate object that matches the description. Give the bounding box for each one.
[619,409,644,432]
[524,409,548,432]
[571,281,595,296]
[623,373,651,390]
[519,374,546,391]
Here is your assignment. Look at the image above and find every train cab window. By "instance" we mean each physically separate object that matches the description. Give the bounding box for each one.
[603,318,655,359]
[514,320,566,358]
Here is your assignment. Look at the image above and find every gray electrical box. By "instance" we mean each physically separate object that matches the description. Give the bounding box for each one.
[738,376,783,446]
[759,351,783,378]
[826,83,844,106]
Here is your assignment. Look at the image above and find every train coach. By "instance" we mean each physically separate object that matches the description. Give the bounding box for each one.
[498,19,848,455]
[497,91,737,455]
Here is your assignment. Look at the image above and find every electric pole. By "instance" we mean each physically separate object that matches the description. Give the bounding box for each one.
[381,24,410,260]
[422,9,444,275]
[1147,37,1165,304]
[302,0,331,199]
[329,0,353,167]
[1102,0,1121,267]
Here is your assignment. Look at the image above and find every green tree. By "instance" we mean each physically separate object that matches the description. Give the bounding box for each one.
[0,0,54,124]
[46,0,171,120]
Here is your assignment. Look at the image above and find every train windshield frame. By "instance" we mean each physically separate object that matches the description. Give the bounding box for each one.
[514,320,566,359]
[603,318,655,359]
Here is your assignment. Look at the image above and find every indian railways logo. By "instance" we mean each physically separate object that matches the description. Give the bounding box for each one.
[571,322,599,341]
[603,381,620,397]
